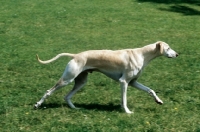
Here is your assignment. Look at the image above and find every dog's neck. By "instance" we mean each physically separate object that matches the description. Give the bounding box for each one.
[141,44,161,66]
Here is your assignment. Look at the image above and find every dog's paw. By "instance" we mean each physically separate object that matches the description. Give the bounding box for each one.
[126,111,134,114]
[155,99,163,105]
[74,107,81,110]
[124,108,134,114]
[34,105,38,109]
[34,102,40,109]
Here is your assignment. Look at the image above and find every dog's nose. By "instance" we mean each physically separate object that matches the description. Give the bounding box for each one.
[176,53,179,57]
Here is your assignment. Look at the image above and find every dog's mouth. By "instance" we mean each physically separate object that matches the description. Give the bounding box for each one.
[168,54,178,58]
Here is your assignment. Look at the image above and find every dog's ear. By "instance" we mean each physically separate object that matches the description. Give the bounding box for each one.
[156,41,163,54]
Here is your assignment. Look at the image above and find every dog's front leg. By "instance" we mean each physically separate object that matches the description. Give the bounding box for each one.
[130,81,163,105]
[119,79,133,114]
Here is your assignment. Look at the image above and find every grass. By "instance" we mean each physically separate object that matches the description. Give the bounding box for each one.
[0,0,200,131]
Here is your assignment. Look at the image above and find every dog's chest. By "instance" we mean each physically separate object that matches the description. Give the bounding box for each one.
[126,68,143,80]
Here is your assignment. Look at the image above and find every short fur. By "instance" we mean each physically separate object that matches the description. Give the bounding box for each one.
[34,41,178,113]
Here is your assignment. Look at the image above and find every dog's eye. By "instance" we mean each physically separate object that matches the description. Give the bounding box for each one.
[167,48,170,51]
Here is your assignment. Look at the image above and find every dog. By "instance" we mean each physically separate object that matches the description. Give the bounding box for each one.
[34,41,178,113]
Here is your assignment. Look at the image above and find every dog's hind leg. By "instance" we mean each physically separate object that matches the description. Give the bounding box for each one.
[64,71,88,109]
[34,59,82,109]
[34,78,72,109]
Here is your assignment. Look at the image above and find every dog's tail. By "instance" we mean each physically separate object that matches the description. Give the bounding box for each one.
[36,53,75,64]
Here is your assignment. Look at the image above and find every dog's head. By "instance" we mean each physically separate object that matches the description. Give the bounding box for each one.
[156,41,179,58]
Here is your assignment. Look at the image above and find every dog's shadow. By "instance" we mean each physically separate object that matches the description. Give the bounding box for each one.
[38,103,122,112]
[75,103,121,112]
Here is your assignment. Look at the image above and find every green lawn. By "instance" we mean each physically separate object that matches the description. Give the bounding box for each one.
[0,0,200,131]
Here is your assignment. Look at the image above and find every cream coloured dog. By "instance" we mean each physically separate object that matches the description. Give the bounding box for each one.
[34,41,178,113]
